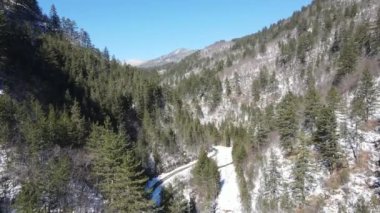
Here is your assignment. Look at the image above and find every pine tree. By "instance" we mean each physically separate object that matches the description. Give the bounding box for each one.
[351,68,376,121]
[292,134,312,205]
[89,123,152,212]
[303,84,320,131]
[0,95,15,144]
[255,110,269,148]
[355,197,369,213]
[68,100,86,145]
[326,87,341,110]
[313,105,340,171]
[251,79,260,102]
[191,150,220,210]
[161,184,189,213]
[262,151,280,211]
[225,78,231,96]
[0,10,7,59]
[14,181,42,212]
[334,37,357,85]
[234,72,242,96]
[267,151,280,196]
[374,8,380,55]
[277,93,298,153]
[49,4,61,32]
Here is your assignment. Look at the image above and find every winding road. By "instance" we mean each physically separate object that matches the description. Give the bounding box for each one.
[149,146,233,191]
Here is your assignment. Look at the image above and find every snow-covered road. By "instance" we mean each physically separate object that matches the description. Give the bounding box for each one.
[214,146,242,213]
[147,146,242,212]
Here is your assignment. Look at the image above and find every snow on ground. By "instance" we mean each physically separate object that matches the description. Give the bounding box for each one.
[146,147,218,205]
[214,146,241,213]
[146,146,242,212]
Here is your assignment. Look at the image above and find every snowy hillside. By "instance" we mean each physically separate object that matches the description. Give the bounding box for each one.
[139,48,196,68]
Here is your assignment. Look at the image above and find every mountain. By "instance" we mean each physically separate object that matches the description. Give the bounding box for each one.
[159,0,380,212]
[1,0,380,212]
[139,48,196,68]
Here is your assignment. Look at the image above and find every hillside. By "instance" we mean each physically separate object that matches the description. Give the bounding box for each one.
[155,0,380,212]
[0,0,380,212]
[139,48,196,68]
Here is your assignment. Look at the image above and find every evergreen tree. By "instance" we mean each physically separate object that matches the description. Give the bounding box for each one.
[303,84,320,131]
[374,8,380,55]
[161,184,189,213]
[89,123,152,212]
[351,68,376,121]
[355,197,369,213]
[14,181,42,212]
[255,110,269,148]
[0,95,15,144]
[68,100,86,145]
[326,87,341,110]
[49,4,61,31]
[334,37,357,84]
[251,79,260,102]
[267,151,280,196]
[0,11,7,59]
[191,150,220,210]
[292,134,312,205]
[234,72,242,96]
[262,151,280,211]
[225,78,231,96]
[277,93,298,153]
[313,105,340,171]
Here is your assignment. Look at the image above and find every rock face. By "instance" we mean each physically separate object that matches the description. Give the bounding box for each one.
[139,48,196,68]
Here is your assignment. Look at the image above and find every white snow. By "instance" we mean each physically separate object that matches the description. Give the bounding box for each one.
[147,146,242,212]
[214,146,242,213]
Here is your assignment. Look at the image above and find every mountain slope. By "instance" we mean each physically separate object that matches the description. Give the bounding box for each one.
[158,0,380,212]
[139,48,196,68]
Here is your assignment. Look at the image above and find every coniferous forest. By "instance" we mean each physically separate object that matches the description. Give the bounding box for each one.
[1,0,380,212]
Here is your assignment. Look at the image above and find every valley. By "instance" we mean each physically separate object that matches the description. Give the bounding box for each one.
[1,0,380,212]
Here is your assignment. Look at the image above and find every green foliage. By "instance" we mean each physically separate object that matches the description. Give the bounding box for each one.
[260,151,280,212]
[355,197,369,213]
[234,72,242,96]
[292,134,313,205]
[0,94,16,144]
[232,138,251,212]
[297,32,314,63]
[351,68,376,121]
[255,110,270,149]
[279,38,297,65]
[160,183,189,213]
[313,105,340,171]
[344,3,358,18]
[326,87,341,110]
[14,181,42,212]
[334,37,358,85]
[0,11,7,59]
[251,67,277,102]
[191,150,220,209]
[251,79,261,102]
[89,123,152,212]
[277,93,298,153]
[225,78,231,96]
[374,8,380,55]
[354,23,371,55]
[49,4,61,32]
[303,82,321,131]
[15,156,72,211]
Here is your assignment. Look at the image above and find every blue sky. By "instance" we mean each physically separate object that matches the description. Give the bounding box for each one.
[38,0,312,62]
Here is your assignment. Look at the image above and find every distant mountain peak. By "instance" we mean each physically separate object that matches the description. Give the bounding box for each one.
[139,48,196,68]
